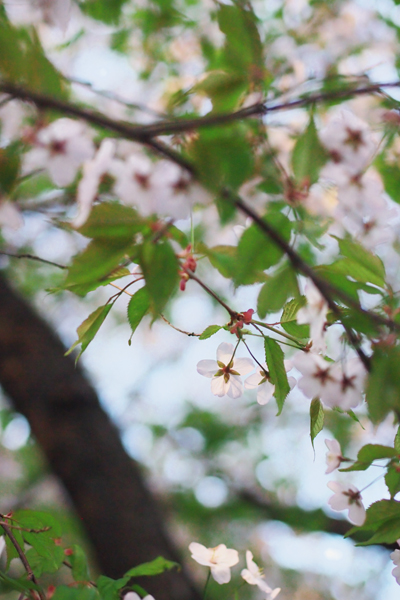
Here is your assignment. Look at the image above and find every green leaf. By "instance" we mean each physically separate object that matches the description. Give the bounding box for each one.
[127,287,150,336]
[332,236,386,288]
[199,325,222,340]
[264,337,290,415]
[79,0,129,24]
[0,10,66,98]
[189,126,254,193]
[395,425,400,453]
[0,571,39,594]
[97,576,129,600]
[139,241,179,315]
[3,527,25,569]
[280,296,309,338]
[64,239,134,295]
[194,71,247,113]
[25,546,65,577]
[341,444,396,471]
[124,556,179,578]
[385,466,400,499]
[366,346,400,424]
[235,212,292,286]
[376,154,400,204]
[346,499,400,545]
[0,142,21,195]
[77,203,143,241]
[204,245,236,279]
[310,398,324,448]
[292,117,328,185]
[53,586,98,600]
[217,2,264,76]
[257,262,299,318]
[65,304,113,360]
[70,545,90,583]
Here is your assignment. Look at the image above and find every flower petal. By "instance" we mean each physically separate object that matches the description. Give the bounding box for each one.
[227,375,243,399]
[211,565,231,584]
[216,342,235,365]
[197,360,219,378]
[233,357,254,375]
[211,375,229,397]
[257,381,275,405]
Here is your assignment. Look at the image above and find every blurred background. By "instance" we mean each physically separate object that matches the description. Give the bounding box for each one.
[1,0,400,598]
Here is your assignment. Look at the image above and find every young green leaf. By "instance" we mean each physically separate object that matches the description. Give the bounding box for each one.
[70,545,90,583]
[340,444,396,472]
[264,337,290,415]
[257,262,299,318]
[367,346,400,424]
[385,466,400,499]
[333,236,386,288]
[77,202,143,241]
[124,556,179,578]
[395,425,400,454]
[292,117,328,185]
[346,499,400,545]
[199,325,222,340]
[280,296,309,338]
[65,304,113,360]
[310,398,324,448]
[127,287,150,336]
[139,241,179,315]
[235,212,291,286]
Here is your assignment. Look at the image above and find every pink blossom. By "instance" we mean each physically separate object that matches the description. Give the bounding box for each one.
[197,343,254,399]
[327,481,366,525]
[325,439,344,474]
[189,542,239,584]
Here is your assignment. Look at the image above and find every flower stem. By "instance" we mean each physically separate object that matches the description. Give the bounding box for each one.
[203,570,211,600]
[251,319,306,348]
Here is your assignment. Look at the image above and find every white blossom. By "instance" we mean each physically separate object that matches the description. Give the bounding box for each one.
[0,201,23,230]
[320,358,367,410]
[73,139,116,228]
[23,119,94,187]
[390,541,400,585]
[34,0,72,30]
[319,111,376,172]
[197,343,254,399]
[325,439,344,474]
[241,550,280,598]
[124,593,155,600]
[292,352,334,401]
[293,353,366,410]
[297,281,328,353]
[188,542,239,584]
[327,481,366,525]
[244,361,295,405]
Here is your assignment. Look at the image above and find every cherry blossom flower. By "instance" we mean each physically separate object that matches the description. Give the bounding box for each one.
[320,358,367,410]
[292,352,334,401]
[293,353,366,410]
[73,139,116,228]
[327,481,366,525]
[35,0,72,30]
[244,360,295,406]
[241,550,281,598]
[319,111,376,173]
[297,281,328,353]
[244,364,275,405]
[124,593,155,600]
[24,119,94,187]
[390,540,400,585]
[0,201,23,230]
[188,542,239,584]
[110,154,157,216]
[325,439,344,474]
[197,342,254,399]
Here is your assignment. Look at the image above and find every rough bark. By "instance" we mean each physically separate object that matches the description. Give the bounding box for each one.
[0,273,201,600]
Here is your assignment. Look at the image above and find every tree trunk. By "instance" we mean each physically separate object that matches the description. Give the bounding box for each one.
[0,273,201,600]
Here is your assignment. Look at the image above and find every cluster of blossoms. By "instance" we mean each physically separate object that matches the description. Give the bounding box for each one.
[178,245,197,292]
[20,118,210,228]
[189,542,280,598]
[316,111,397,250]
[324,439,366,526]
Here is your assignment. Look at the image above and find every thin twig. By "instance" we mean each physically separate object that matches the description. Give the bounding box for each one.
[0,251,67,270]
[184,268,237,319]
[0,521,46,600]
[0,83,194,174]
[160,314,200,337]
